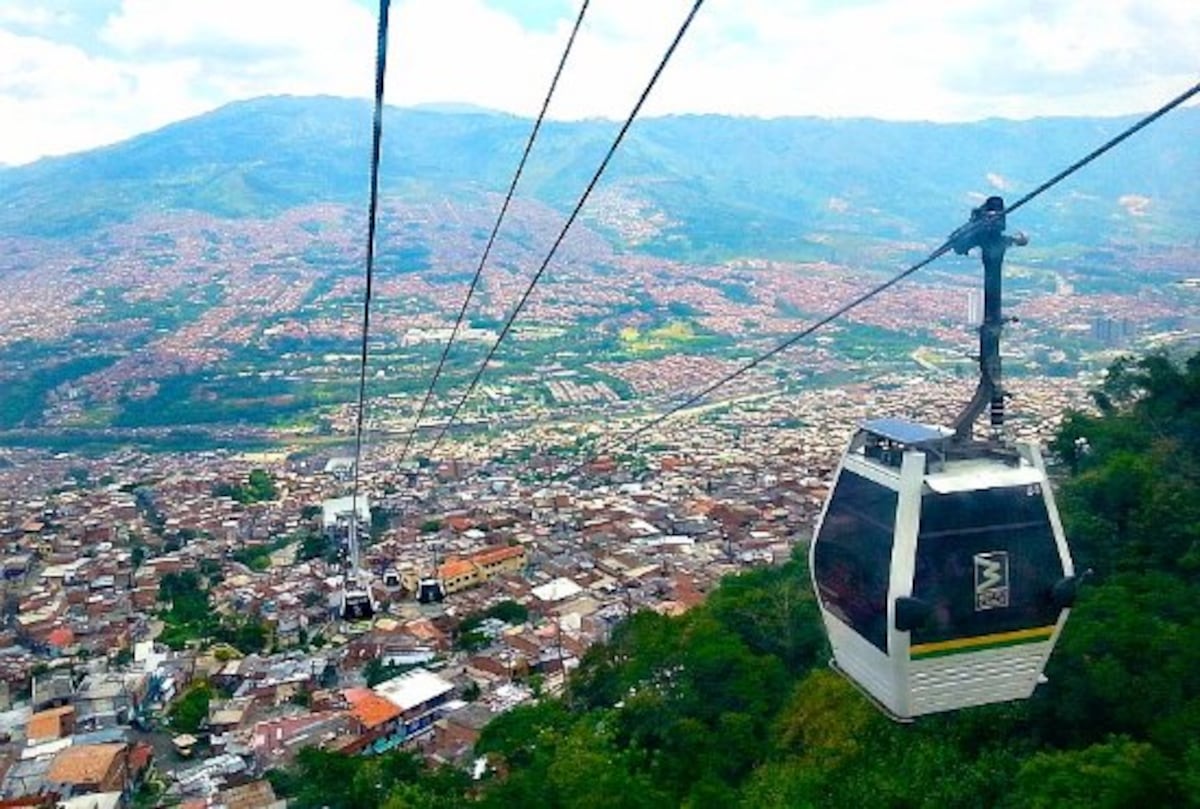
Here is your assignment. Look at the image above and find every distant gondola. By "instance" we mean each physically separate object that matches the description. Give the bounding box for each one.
[339,512,377,621]
[339,577,377,621]
[809,197,1079,720]
[417,576,446,604]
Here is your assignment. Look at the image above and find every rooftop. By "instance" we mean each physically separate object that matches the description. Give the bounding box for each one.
[343,688,402,729]
[372,668,453,712]
[532,578,583,603]
[47,742,125,785]
[26,705,73,743]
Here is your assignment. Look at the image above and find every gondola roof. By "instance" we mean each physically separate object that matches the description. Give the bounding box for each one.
[861,418,951,446]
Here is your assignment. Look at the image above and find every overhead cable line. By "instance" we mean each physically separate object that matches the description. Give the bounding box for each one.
[424,0,708,457]
[347,0,393,570]
[1004,80,1200,218]
[562,78,1200,480]
[397,0,593,466]
[561,244,954,478]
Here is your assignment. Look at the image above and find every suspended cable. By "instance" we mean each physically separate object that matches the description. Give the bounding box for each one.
[561,244,954,479]
[1005,80,1200,218]
[398,0,593,466]
[347,0,392,575]
[562,78,1200,480]
[424,0,707,458]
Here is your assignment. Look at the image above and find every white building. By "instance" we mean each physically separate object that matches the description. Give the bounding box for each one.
[321,496,371,532]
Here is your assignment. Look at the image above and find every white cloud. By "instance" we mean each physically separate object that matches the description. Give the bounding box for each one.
[0,0,1196,165]
[0,6,72,28]
[0,30,151,164]
[384,0,1200,122]
[100,0,376,97]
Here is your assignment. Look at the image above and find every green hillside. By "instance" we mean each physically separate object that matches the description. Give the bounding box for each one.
[266,350,1200,807]
[1,96,1196,257]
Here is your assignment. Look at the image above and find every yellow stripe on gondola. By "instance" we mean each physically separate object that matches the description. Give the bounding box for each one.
[910,625,1056,659]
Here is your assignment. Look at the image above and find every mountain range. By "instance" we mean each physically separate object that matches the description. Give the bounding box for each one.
[1,95,1196,259]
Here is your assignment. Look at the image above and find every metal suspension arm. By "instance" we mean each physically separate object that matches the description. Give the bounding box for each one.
[949,196,1026,441]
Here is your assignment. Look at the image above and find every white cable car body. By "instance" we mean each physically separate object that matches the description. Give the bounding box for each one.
[810,197,1078,720]
[339,575,377,622]
[811,418,1075,719]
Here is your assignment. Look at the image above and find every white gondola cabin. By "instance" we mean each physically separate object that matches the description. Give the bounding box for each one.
[810,196,1078,719]
[339,575,377,621]
[417,576,446,604]
[810,418,1076,719]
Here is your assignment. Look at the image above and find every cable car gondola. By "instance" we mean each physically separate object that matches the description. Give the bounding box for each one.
[417,576,446,604]
[810,197,1079,720]
[417,540,445,604]
[339,512,377,622]
[339,574,377,621]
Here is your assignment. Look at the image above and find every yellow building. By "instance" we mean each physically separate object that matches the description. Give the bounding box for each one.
[436,545,527,595]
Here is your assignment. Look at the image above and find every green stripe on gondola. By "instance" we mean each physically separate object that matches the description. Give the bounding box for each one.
[910,625,1055,660]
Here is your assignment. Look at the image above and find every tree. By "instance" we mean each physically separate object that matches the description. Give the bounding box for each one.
[705,550,825,673]
[247,468,278,501]
[213,468,278,504]
[1050,350,1200,576]
[269,748,467,809]
[169,683,212,733]
[365,658,417,687]
[159,571,210,624]
[298,530,334,562]
[1005,737,1176,809]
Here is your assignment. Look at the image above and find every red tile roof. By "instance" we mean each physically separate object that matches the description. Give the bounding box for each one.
[48,743,124,785]
[46,627,74,648]
[26,706,73,743]
[472,546,524,566]
[437,559,474,580]
[342,688,401,729]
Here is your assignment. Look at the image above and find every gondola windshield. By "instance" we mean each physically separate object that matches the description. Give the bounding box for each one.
[812,470,897,652]
[909,485,1064,651]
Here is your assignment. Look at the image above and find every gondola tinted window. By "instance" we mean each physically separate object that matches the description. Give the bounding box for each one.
[813,471,898,651]
[911,485,1063,645]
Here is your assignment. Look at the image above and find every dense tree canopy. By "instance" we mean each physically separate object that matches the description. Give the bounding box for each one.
[158,569,271,654]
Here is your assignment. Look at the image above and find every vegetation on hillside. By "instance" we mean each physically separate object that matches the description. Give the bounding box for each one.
[158,570,271,654]
[168,683,214,735]
[267,350,1200,808]
[4,96,1196,254]
[213,468,278,504]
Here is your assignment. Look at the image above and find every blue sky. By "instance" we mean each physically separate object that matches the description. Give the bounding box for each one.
[477,0,574,32]
[1,0,1197,165]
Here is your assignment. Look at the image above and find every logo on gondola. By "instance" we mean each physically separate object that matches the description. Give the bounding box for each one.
[974,551,1010,611]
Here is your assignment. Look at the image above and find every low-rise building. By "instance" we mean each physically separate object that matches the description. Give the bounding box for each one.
[46,742,128,798]
[436,545,526,596]
[372,668,454,744]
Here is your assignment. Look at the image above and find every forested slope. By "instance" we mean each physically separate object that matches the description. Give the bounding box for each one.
[270,350,1200,808]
